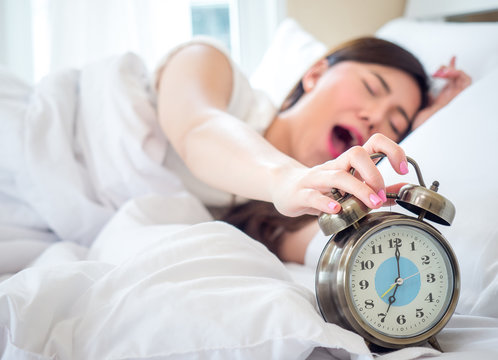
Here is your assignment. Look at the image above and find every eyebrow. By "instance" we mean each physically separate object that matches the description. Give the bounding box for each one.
[371,71,412,125]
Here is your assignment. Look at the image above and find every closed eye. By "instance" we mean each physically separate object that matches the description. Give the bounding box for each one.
[362,79,375,96]
[389,120,401,137]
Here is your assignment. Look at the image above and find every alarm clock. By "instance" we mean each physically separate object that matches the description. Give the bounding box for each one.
[315,153,460,351]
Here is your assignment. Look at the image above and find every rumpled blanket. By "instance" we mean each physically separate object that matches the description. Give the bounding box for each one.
[0,54,190,273]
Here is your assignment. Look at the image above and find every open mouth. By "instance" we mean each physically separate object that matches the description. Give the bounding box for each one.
[328,125,364,158]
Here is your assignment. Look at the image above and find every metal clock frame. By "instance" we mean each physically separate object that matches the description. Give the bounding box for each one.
[316,212,461,349]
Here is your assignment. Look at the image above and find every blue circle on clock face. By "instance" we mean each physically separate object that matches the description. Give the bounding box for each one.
[375,257,421,306]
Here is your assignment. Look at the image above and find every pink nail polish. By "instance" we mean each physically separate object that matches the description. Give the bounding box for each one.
[328,201,340,212]
[369,194,382,207]
[378,189,387,203]
[432,69,445,77]
[400,161,409,175]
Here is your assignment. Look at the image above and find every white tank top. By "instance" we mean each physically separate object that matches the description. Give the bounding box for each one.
[154,37,277,207]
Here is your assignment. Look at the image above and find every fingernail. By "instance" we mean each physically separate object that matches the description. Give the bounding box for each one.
[432,69,445,77]
[369,193,382,207]
[328,201,340,212]
[377,189,387,203]
[400,161,409,175]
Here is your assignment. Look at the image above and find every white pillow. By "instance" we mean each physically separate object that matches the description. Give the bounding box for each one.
[251,17,498,106]
[377,67,498,318]
[376,18,498,82]
[250,18,326,108]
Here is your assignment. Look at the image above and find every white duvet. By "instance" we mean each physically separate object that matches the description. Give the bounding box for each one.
[1,193,498,360]
[0,53,186,275]
[2,53,498,359]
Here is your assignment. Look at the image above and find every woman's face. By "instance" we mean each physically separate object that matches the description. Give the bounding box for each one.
[270,61,422,167]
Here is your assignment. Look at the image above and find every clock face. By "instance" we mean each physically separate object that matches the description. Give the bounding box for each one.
[348,224,455,338]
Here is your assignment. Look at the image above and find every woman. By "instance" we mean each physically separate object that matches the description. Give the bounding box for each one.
[156,37,470,263]
[0,36,469,275]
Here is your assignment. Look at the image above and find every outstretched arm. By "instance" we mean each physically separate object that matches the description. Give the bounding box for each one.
[157,44,409,217]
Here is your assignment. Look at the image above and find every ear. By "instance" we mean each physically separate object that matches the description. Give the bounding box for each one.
[302,59,329,93]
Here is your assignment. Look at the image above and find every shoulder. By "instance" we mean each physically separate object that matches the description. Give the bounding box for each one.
[154,38,234,93]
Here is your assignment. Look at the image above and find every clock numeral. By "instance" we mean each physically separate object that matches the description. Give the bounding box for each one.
[410,241,416,251]
[396,314,406,325]
[359,280,369,290]
[426,273,436,283]
[425,292,434,303]
[389,238,402,248]
[416,308,424,318]
[371,244,383,254]
[421,255,430,265]
[360,260,374,270]
[364,299,374,309]
[378,313,386,323]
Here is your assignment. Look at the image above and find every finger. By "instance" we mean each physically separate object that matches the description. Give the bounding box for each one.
[449,55,456,68]
[307,167,386,209]
[433,67,458,78]
[323,146,386,198]
[362,134,409,176]
[432,56,456,77]
[296,189,342,215]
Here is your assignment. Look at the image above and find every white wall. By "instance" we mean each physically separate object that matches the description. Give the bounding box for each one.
[286,0,406,48]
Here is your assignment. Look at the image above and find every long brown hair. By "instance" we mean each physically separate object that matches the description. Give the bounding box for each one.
[223,37,430,259]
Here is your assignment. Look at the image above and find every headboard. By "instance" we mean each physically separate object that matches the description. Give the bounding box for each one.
[404,0,498,21]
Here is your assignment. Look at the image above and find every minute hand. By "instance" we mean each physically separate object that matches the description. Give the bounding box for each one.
[395,240,401,278]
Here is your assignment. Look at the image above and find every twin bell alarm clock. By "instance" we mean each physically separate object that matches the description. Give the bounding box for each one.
[315,153,460,351]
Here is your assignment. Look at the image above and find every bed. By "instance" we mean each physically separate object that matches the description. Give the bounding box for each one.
[1,1,498,359]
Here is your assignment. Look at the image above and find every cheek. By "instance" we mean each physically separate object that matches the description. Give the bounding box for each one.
[325,82,365,108]
[313,72,366,110]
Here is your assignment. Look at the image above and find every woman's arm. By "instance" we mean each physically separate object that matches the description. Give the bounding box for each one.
[157,44,408,217]
[157,44,305,209]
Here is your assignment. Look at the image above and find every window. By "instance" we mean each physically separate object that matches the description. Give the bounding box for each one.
[191,1,232,52]
[0,0,285,83]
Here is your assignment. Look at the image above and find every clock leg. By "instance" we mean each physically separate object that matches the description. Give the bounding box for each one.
[365,341,392,354]
[428,336,443,352]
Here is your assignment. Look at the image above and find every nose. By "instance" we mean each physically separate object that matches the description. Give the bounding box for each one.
[359,102,389,134]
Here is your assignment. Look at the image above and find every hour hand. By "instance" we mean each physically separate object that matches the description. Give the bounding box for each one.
[385,284,399,314]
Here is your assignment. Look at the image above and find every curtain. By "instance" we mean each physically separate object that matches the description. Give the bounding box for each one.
[1,0,285,84]
[30,0,192,82]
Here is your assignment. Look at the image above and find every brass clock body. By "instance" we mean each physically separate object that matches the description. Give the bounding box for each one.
[316,212,460,349]
[315,154,460,350]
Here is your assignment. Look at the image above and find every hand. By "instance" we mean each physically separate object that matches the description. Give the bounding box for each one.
[270,134,409,217]
[395,240,401,278]
[380,241,402,299]
[412,56,472,129]
[386,244,401,314]
[386,284,399,314]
